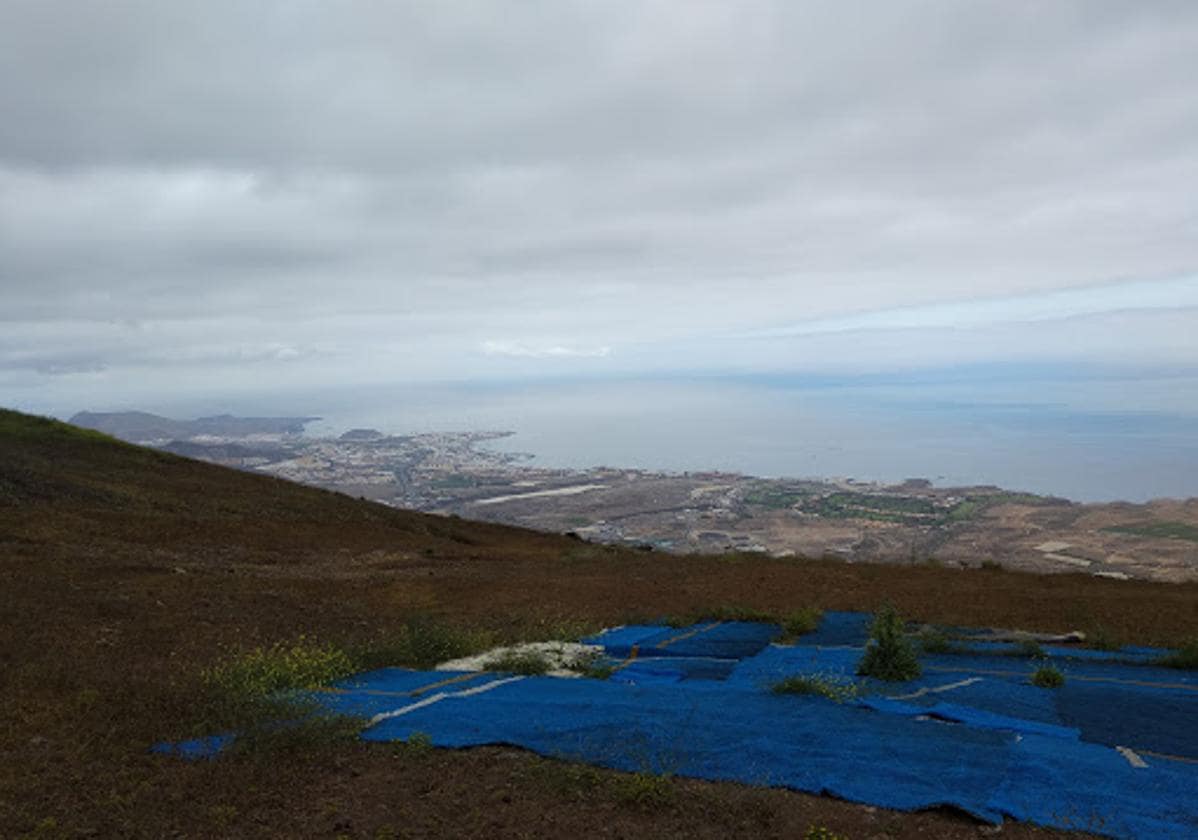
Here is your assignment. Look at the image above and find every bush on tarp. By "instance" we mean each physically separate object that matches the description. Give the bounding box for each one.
[858,605,921,682]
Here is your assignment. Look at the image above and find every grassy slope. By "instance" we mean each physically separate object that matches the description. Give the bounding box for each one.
[4,408,1195,838]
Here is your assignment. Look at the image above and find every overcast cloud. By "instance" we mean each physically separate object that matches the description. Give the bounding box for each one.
[2,1,1198,412]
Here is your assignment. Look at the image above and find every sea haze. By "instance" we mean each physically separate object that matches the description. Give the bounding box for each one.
[187,368,1198,504]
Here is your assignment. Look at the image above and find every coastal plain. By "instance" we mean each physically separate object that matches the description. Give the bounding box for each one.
[73,412,1198,583]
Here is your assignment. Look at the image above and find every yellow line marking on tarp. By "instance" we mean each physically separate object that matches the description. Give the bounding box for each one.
[658,621,722,649]
[313,671,488,698]
[409,672,488,696]
[611,644,640,673]
[608,621,723,673]
[1139,749,1198,765]
[924,665,1198,693]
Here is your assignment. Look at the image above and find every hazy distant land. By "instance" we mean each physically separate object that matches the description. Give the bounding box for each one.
[69,411,319,441]
[70,411,1198,583]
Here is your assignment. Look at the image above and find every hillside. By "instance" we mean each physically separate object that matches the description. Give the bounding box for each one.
[3,408,1197,838]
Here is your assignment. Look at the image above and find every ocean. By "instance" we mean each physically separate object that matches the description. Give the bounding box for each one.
[271,371,1198,504]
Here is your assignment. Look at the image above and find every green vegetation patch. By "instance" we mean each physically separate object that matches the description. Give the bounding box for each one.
[771,673,861,703]
[398,730,434,756]
[195,620,496,752]
[427,473,476,490]
[1086,625,1123,652]
[1012,639,1048,660]
[522,615,605,643]
[1031,666,1065,689]
[986,491,1056,506]
[945,499,982,522]
[199,638,365,753]
[1157,639,1198,670]
[352,620,492,671]
[564,649,615,679]
[779,607,823,642]
[610,771,676,808]
[778,488,1047,527]
[0,408,124,445]
[203,638,357,702]
[744,486,811,508]
[1104,522,1198,543]
[917,628,958,654]
[807,492,936,524]
[665,604,776,627]
[857,605,921,682]
[664,604,822,643]
[485,649,553,676]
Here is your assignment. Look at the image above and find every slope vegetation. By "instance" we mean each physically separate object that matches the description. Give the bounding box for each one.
[3,407,1196,838]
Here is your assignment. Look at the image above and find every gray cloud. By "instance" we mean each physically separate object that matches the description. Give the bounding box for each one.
[2,1,1198,410]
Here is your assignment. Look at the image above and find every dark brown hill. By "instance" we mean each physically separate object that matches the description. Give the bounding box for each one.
[3,407,1195,838]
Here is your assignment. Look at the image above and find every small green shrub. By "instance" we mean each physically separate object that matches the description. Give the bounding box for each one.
[666,605,776,627]
[611,771,674,807]
[402,731,433,754]
[979,559,1004,571]
[527,759,605,799]
[771,673,860,703]
[525,615,603,643]
[485,649,552,675]
[1086,625,1122,652]
[918,628,955,654]
[857,605,921,682]
[712,604,774,623]
[354,620,491,670]
[780,607,823,642]
[1158,639,1198,670]
[1031,666,1065,688]
[566,650,614,679]
[580,662,614,679]
[1013,639,1048,660]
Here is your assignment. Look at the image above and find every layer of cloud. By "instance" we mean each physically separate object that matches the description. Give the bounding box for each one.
[2,1,1197,411]
[482,341,611,359]
[743,275,1198,337]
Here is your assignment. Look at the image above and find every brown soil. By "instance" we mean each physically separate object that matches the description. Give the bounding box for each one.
[4,410,1196,838]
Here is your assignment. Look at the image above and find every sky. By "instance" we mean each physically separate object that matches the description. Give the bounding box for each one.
[2,1,1198,414]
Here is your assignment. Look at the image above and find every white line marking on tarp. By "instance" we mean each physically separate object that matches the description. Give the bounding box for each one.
[368,692,449,725]
[367,675,526,726]
[888,677,983,701]
[456,675,526,697]
[1116,746,1149,768]
[925,665,1198,693]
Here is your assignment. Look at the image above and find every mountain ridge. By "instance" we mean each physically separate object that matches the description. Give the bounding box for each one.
[68,409,319,442]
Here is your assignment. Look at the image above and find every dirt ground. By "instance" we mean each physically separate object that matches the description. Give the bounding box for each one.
[4,412,1196,838]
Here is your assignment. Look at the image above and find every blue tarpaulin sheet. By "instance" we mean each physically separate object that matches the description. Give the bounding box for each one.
[163,614,1198,837]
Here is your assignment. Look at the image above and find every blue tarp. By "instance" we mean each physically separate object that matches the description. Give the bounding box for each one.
[581,620,780,659]
[162,614,1198,837]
